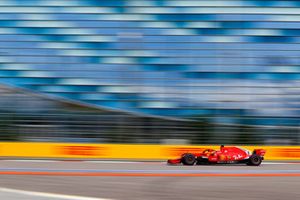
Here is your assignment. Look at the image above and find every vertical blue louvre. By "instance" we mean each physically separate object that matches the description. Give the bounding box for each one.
[0,0,300,126]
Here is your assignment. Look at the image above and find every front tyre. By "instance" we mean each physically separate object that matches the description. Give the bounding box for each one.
[247,154,262,166]
[181,153,196,165]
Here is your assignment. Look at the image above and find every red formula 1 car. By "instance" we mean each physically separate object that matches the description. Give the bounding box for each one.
[167,145,266,166]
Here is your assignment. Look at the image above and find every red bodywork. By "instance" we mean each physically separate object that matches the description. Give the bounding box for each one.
[167,146,266,165]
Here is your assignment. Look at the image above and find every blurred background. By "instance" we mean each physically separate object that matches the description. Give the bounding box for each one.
[0,0,300,145]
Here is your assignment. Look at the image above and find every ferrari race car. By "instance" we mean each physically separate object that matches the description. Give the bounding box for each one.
[167,145,266,166]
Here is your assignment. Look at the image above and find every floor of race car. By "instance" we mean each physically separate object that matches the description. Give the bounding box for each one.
[0,160,299,200]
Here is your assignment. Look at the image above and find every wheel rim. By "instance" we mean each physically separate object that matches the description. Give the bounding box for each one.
[184,155,195,164]
[252,156,260,164]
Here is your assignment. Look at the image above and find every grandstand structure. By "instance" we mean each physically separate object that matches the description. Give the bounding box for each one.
[0,0,299,144]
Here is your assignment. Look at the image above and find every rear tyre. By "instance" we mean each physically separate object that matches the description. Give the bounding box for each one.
[247,154,262,166]
[182,153,196,165]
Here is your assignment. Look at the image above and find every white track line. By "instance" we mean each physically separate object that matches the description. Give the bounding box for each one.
[3,160,57,163]
[262,162,292,165]
[0,187,113,200]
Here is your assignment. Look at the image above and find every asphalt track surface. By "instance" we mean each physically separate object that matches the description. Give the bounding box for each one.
[0,160,299,200]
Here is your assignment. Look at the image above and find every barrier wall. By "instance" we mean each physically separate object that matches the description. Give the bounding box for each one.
[0,142,299,160]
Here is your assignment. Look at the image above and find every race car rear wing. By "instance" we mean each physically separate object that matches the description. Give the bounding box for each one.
[253,149,266,156]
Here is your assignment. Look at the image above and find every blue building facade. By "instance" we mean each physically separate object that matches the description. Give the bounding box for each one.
[0,0,300,128]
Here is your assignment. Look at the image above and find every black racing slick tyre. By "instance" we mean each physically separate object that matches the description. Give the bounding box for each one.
[182,153,196,165]
[247,154,262,166]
